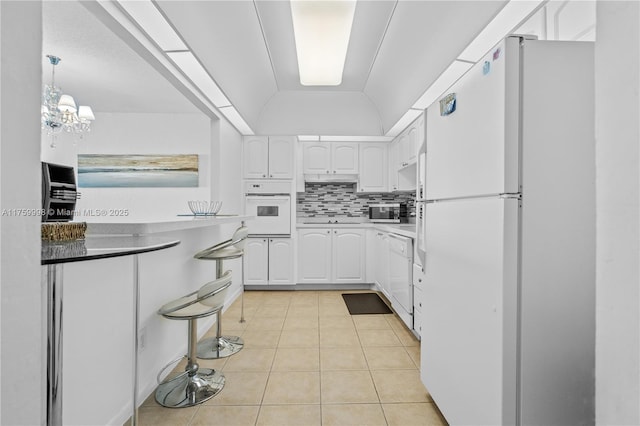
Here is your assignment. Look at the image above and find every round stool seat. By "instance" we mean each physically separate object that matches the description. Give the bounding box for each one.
[195,246,243,261]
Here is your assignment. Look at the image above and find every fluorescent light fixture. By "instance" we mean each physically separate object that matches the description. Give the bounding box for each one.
[290,0,357,86]
[219,106,254,135]
[386,109,423,138]
[298,135,321,141]
[167,51,231,108]
[457,0,545,63]
[117,1,187,51]
[320,135,394,142]
[412,60,473,109]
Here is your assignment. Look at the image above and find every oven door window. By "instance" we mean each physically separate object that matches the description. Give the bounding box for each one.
[257,206,279,217]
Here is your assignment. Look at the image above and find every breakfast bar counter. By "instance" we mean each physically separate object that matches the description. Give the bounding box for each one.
[86,214,254,235]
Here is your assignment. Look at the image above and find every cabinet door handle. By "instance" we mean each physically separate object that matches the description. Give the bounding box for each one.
[262,174,266,178]
[333,170,336,173]
[334,230,337,234]
[327,230,330,234]
[326,170,329,174]
[270,174,273,178]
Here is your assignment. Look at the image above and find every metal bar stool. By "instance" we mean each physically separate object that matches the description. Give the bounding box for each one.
[193,226,248,359]
[155,271,232,408]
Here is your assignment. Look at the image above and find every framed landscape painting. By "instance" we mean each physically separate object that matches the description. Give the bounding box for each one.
[77,154,199,188]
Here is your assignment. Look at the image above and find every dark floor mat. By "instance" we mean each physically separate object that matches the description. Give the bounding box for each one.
[342,293,392,315]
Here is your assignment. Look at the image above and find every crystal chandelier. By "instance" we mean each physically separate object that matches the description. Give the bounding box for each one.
[41,55,95,140]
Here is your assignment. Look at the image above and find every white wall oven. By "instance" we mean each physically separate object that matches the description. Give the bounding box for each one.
[244,181,291,236]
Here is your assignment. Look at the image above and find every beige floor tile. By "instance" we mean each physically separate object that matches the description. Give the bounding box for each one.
[278,329,320,348]
[240,329,281,349]
[262,371,321,404]
[363,346,417,370]
[130,406,197,426]
[256,404,321,426]
[357,328,402,347]
[223,348,276,371]
[319,303,351,316]
[371,370,431,403]
[382,403,448,426]
[320,346,368,371]
[392,326,420,347]
[321,371,379,404]
[384,314,405,330]
[405,345,421,368]
[196,356,229,373]
[283,315,319,330]
[319,327,360,347]
[204,371,269,406]
[352,315,393,330]
[319,315,355,330]
[190,405,260,426]
[289,292,319,306]
[244,317,285,331]
[260,293,292,306]
[254,304,288,318]
[321,403,387,426]
[272,347,320,371]
[287,305,319,317]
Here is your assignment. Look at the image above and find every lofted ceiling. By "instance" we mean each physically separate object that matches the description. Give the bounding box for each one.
[43,0,511,136]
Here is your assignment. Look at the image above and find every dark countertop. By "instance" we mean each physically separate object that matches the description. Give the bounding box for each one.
[41,235,180,265]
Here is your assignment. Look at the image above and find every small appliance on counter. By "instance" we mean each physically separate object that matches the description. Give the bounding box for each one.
[369,203,408,223]
[42,161,79,222]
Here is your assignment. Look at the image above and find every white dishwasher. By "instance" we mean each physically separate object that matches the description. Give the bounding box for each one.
[388,233,413,329]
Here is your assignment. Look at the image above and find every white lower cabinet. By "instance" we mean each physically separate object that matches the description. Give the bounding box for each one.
[298,228,365,284]
[243,237,294,285]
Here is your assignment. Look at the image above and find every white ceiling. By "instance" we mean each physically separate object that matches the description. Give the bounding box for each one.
[43,0,511,135]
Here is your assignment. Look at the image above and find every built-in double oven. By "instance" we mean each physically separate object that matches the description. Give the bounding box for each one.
[244,181,291,236]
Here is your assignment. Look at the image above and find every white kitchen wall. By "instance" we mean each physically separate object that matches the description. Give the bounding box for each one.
[595,1,640,424]
[41,112,212,221]
[0,2,44,425]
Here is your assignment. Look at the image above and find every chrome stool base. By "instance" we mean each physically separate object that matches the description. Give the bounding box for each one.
[155,368,225,408]
[197,335,244,359]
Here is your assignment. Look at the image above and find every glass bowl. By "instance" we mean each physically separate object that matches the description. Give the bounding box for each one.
[188,201,222,215]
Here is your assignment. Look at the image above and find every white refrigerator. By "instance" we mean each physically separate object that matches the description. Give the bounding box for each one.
[420,36,595,425]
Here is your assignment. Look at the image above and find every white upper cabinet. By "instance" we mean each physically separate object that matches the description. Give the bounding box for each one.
[358,143,387,193]
[302,142,358,175]
[388,140,399,191]
[396,114,424,170]
[331,143,359,174]
[243,136,295,179]
[244,136,269,179]
[302,143,331,174]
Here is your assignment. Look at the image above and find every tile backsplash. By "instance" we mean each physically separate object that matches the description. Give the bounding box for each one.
[297,183,416,218]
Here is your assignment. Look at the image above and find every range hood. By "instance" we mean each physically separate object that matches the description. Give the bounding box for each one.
[304,173,359,183]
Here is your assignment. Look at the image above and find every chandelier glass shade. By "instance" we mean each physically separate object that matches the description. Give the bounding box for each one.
[42,55,95,136]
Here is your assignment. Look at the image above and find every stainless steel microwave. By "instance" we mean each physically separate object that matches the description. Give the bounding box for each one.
[369,203,408,223]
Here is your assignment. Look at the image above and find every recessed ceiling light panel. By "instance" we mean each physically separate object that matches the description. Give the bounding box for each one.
[290,0,357,86]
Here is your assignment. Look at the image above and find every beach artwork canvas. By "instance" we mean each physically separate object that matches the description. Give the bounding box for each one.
[77,154,199,188]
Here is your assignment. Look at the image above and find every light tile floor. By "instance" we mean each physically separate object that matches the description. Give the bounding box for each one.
[131,290,448,426]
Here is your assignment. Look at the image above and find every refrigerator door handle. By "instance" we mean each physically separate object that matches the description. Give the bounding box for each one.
[499,193,522,200]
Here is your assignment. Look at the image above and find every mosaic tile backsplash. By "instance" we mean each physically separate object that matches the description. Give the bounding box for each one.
[297,183,416,218]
